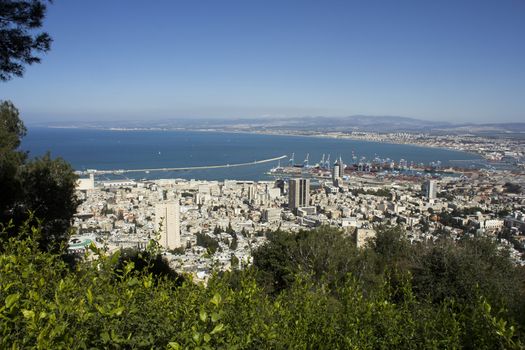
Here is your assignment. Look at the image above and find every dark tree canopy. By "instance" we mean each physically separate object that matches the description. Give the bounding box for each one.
[0,100,26,222]
[252,226,361,293]
[0,2,78,253]
[0,100,26,151]
[18,153,80,252]
[0,99,79,253]
[0,0,52,81]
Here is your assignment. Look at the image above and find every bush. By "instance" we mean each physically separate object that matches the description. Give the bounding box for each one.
[1,223,524,348]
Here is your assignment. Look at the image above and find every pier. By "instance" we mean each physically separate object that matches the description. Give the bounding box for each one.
[76,155,288,175]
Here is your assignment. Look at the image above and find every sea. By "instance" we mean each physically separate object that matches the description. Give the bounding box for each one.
[21,127,484,181]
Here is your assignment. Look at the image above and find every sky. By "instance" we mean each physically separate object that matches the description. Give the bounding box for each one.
[1,0,524,123]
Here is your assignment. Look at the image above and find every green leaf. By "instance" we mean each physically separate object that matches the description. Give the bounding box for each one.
[203,333,211,343]
[127,277,139,287]
[210,323,224,335]
[88,242,99,254]
[100,331,110,343]
[5,293,19,309]
[192,332,201,345]
[95,304,106,315]
[110,250,121,265]
[112,306,125,317]
[2,282,15,292]
[124,261,135,275]
[199,309,207,322]
[210,293,221,307]
[483,301,491,314]
[168,342,182,350]
[58,279,65,292]
[22,309,35,320]
[211,312,220,323]
[86,288,93,304]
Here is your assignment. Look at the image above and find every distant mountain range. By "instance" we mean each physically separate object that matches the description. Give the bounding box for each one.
[32,115,525,137]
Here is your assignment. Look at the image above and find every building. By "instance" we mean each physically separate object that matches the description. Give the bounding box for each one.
[332,161,340,184]
[289,178,310,211]
[155,201,181,249]
[332,157,345,185]
[338,156,345,178]
[479,219,504,231]
[505,212,525,233]
[101,179,136,188]
[77,173,95,191]
[423,180,437,200]
[262,208,282,223]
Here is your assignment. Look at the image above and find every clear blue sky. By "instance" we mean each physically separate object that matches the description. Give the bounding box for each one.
[1,0,524,123]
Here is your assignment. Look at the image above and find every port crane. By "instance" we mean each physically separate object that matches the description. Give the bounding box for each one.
[289,152,295,167]
[325,154,331,169]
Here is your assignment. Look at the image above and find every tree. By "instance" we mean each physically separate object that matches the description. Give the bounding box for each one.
[411,237,525,323]
[230,253,239,270]
[0,101,27,215]
[0,0,52,81]
[371,225,414,270]
[0,101,25,219]
[229,232,238,251]
[114,248,185,284]
[1,219,524,348]
[0,100,79,253]
[504,182,522,194]
[196,232,219,254]
[21,153,79,251]
[1,2,74,252]
[0,100,26,151]
[252,226,361,293]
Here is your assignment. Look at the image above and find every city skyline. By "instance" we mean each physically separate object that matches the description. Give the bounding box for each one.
[1,0,524,123]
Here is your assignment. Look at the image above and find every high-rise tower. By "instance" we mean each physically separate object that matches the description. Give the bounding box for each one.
[155,201,181,249]
[288,178,310,211]
[422,180,437,200]
[332,160,340,183]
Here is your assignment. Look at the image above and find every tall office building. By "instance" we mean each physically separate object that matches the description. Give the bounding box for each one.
[332,161,340,183]
[423,180,437,200]
[288,178,310,211]
[155,201,181,249]
[332,157,345,186]
[338,156,345,178]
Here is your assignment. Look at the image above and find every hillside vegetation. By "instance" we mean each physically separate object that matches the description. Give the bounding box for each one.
[1,223,524,349]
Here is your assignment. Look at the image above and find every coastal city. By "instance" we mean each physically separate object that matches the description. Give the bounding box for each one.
[74,126,525,168]
[196,127,525,168]
[71,146,525,279]
[4,0,525,346]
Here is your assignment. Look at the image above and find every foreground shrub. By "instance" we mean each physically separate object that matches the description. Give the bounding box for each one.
[1,224,524,349]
